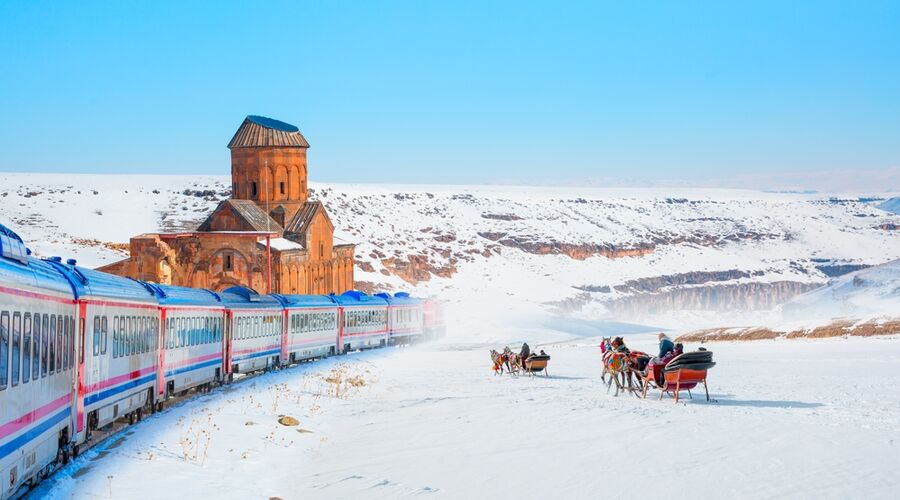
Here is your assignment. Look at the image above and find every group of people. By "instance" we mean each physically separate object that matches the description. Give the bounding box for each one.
[518,342,547,360]
[490,342,549,374]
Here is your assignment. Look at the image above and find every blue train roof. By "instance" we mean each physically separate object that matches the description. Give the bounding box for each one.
[0,254,76,298]
[331,290,388,307]
[143,283,224,307]
[44,261,158,303]
[272,294,337,308]
[219,286,283,309]
[375,291,423,306]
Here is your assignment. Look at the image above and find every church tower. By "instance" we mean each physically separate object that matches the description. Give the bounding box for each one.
[228,115,310,227]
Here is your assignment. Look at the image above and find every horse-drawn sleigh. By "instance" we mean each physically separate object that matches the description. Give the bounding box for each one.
[491,347,551,377]
[601,337,715,402]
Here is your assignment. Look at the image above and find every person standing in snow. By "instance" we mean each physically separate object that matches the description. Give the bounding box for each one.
[520,342,530,362]
[657,333,675,358]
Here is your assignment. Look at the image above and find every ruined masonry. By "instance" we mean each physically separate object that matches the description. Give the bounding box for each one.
[99,115,355,294]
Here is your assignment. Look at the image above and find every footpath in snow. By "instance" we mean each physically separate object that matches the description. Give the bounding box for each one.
[36,334,900,499]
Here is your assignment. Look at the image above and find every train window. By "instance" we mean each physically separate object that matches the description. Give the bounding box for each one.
[93,317,101,356]
[56,316,63,373]
[138,316,143,354]
[119,316,126,357]
[101,317,108,355]
[41,315,48,377]
[12,312,21,386]
[254,316,260,338]
[166,318,173,350]
[193,317,200,345]
[175,318,182,348]
[32,314,40,379]
[62,317,68,371]
[144,317,150,353]
[23,313,31,383]
[124,316,131,356]
[0,311,8,389]
[113,317,119,358]
[48,316,56,374]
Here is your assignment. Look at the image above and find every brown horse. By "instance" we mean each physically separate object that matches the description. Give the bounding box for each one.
[601,337,647,396]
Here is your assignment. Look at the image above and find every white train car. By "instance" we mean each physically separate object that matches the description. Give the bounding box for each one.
[221,287,284,376]
[45,261,160,449]
[150,284,225,403]
[378,292,424,345]
[0,228,78,499]
[334,291,389,352]
[274,294,339,363]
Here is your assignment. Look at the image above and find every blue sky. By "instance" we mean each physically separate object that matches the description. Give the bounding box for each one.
[1,1,898,186]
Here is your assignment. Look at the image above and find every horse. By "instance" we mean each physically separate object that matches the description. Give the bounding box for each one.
[490,349,505,375]
[503,346,522,375]
[600,337,648,396]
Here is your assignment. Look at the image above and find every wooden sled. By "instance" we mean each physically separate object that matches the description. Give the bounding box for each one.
[524,355,550,376]
[642,364,710,403]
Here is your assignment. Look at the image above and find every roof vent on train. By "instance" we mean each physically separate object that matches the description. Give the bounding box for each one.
[223,285,261,302]
[374,292,391,300]
[0,223,29,265]
[341,290,370,301]
[394,292,411,298]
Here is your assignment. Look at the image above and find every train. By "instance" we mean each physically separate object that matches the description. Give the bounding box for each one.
[0,223,445,499]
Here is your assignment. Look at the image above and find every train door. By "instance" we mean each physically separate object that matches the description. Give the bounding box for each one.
[75,301,87,440]
[281,308,289,363]
[337,307,345,354]
[224,310,233,378]
[157,308,167,399]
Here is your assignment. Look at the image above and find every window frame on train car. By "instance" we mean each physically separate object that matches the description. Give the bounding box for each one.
[119,316,126,356]
[48,314,56,374]
[93,317,101,356]
[61,316,68,371]
[112,317,119,358]
[0,311,9,390]
[32,313,40,380]
[41,314,49,377]
[23,313,31,384]
[56,316,63,373]
[11,312,21,386]
[101,316,108,355]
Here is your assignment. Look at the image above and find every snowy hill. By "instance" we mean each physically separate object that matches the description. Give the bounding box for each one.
[1,172,899,331]
[784,258,900,320]
[879,197,900,215]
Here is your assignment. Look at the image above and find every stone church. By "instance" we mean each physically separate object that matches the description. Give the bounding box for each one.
[99,115,355,295]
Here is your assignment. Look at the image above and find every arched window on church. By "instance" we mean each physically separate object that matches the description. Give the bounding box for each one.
[319,242,324,259]
[251,182,258,199]
[279,182,285,195]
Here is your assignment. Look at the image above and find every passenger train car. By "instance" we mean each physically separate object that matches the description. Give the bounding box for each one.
[378,292,424,344]
[0,223,428,499]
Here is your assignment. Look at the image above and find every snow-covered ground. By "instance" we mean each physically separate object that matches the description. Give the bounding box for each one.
[36,333,900,499]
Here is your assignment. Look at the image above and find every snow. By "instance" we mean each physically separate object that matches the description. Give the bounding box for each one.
[880,197,900,215]
[36,333,900,499]
[784,259,900,322]
[266,237,304,251]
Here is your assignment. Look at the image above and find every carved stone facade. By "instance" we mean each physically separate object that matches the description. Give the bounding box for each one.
[99,115,355,295]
